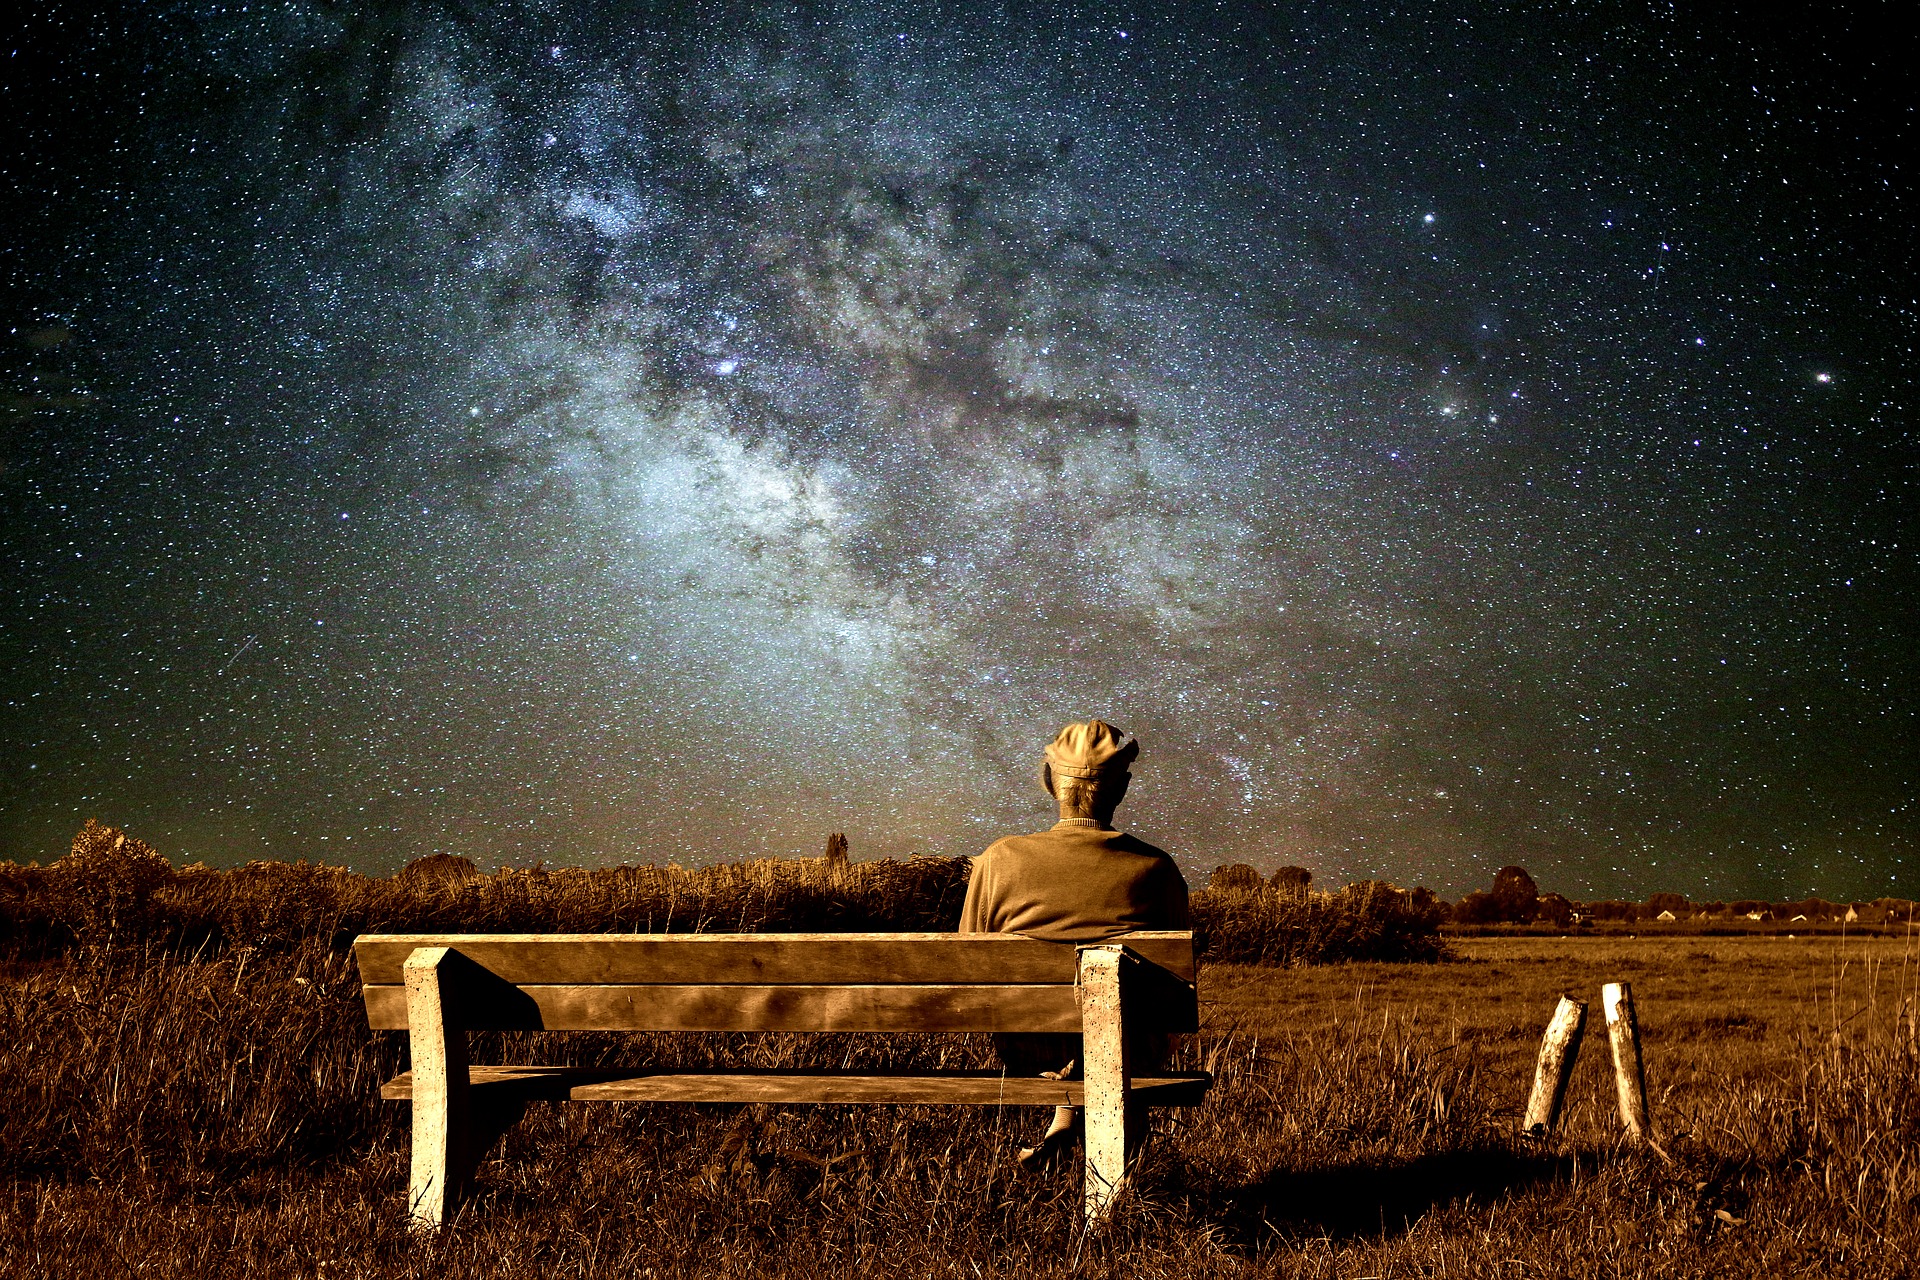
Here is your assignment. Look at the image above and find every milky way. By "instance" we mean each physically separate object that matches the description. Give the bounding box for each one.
[1,3,1910,897]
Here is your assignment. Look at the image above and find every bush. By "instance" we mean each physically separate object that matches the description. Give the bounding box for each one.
[1206,864,1265,895]
[1270,865,1312,897]
[55,819,176,937]
[1192,880,1447,966]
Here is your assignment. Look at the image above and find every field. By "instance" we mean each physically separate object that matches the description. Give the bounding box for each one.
[5,923,1916,1276]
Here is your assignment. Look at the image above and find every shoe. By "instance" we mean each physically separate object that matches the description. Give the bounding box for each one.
[1016,1126,1078,1173]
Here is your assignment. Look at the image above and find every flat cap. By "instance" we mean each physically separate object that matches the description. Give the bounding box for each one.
[1043,719,1138,780]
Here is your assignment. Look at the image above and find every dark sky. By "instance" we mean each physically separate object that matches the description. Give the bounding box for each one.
[1,1,1911,898]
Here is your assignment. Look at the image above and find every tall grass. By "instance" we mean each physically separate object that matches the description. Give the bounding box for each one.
[6,826,1916,1275]
[0,820,1445,966]
[8,937,1920,1275]
[1192,879,1448,965]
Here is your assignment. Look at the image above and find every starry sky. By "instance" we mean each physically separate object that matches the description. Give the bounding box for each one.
[1,2,1911,899]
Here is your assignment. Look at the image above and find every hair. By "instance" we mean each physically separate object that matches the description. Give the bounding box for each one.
[1044,766,1128,819]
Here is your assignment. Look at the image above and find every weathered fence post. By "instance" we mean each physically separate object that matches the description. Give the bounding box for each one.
[1602,981,1651,1141]
[1522,995,1587,1136]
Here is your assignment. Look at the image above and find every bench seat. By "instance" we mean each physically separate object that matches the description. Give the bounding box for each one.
[378,1064,1214,1106]
[354,930,1207,1230]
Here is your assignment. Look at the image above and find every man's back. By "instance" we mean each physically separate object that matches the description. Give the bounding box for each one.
[960,818,1189,943]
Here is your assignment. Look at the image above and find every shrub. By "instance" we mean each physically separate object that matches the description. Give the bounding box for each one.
[51,820,176,939]
[1270,865,1312,897]
[1206,864,1265,895]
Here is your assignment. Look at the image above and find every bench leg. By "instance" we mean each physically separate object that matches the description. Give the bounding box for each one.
[1078,946,1137,1228]
[405,947,473,1228]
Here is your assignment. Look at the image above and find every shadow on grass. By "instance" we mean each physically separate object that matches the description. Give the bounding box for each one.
[1217,1146,1576,1242]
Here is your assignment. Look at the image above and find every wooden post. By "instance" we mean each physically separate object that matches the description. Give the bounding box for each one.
[1078,944,1134,1227]
[1522,995,1587,1136]
[1602,981,1651,1141]
[404,946,473,1227]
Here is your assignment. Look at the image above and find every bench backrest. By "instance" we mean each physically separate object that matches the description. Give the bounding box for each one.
[354,931,1197,1034]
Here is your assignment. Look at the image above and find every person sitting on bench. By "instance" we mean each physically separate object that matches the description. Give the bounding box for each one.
[958,718,1191,1169]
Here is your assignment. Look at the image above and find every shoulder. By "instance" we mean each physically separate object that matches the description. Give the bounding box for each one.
[1110,832,1177,863]
[975,834,1027,861]
[1111,833,1189,884]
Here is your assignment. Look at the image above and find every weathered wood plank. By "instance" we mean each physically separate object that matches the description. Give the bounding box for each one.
[353,931,1196,987]
[404,948,470,1229]
[363,982,1097,1033]
[1079,945,1133,1227]
[378,1065,1213,1107]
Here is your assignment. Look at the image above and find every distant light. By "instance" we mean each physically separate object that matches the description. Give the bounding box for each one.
[1815,372,1832,384]
[1423,213,1435,224]
[714,358,739,376]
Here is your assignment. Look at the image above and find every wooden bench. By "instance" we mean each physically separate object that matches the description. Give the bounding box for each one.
[353,930,1210,1228]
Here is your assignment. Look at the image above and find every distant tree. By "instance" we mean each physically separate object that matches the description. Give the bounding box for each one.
[1490,866,1540,923]
[824,832,850,863]
[1271,865,1313,898]
[1585,900,1639,922]
[1729,900,1766,918]
[1209,864,1265,895]
[1453,891,1502,925]
[1537,893,1575,928]
[1875,898,1916,922]
[1647,891,1689,916]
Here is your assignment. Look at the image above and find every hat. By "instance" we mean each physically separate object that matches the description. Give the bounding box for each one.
[1043,719,1138,780]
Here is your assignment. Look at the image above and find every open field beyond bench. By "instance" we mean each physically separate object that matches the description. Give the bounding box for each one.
[353,931,1209,1228]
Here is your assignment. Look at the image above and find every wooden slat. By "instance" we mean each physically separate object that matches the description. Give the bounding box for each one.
[362,982,1094,1033]
[352,932,1195,986]
[378,1065,1213,1107]
[403,947,470,1227]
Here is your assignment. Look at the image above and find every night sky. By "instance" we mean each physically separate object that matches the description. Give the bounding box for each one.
[1,2,1911,899]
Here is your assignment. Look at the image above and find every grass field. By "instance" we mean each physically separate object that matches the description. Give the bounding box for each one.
[5,925,1915,1277]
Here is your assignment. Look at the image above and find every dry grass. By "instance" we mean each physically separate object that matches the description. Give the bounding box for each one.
[2,834,1915,1276]
[0,821,1446,967]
